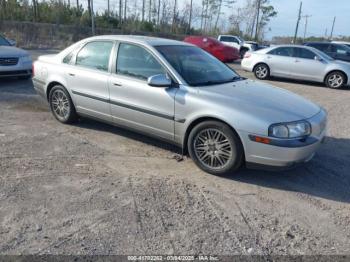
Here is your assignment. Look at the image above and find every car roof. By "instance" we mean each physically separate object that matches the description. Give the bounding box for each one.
[82,35,191,47]
[262,44,317,52]
[304,42,331,45]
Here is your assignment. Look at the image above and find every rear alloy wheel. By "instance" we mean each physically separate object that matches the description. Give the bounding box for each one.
[49,85,78,124]
[325,72,346,89]
[188,121,243,175]
[254,64,270,80]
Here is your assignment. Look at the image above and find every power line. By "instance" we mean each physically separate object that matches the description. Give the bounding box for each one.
[302,14,311,41]
[330,16,336,40]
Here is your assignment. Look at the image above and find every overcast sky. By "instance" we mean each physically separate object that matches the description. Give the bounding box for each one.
[93,0,350,39]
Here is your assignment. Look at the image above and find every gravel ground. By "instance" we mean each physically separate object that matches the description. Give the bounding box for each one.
[0,51,350,255]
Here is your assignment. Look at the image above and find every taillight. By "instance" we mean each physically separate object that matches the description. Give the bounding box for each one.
[244,52,251,58]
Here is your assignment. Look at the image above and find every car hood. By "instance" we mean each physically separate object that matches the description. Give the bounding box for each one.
[0,46,29,57]
[197,79,320,123]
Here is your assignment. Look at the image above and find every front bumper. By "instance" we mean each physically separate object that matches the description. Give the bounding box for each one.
[0,58,32,78]
[242,109,327,169]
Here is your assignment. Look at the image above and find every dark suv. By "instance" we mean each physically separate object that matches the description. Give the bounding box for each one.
[304,42,350,63]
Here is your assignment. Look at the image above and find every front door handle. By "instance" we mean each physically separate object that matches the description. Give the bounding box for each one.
[68,73,75,76]
[113,82,122,86]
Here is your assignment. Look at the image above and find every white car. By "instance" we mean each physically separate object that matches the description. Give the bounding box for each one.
[0,34,32,79]
[218,35,260,57]
[241,45,350,89]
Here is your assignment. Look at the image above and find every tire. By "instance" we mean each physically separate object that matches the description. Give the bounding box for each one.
[188,121,244,175]
[325,71,346,89]
[254,63,270,80]
[49,85,78,124]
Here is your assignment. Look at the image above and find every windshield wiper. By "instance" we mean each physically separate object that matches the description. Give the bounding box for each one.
[191,76,245,86]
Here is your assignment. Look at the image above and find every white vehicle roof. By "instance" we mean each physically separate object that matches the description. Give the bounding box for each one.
[332,41,350,45]
[82,35,189,47]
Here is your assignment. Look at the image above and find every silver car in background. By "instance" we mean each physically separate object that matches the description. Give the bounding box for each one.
[241,45,350,89]
[0,34,32,79]
[33,36,327,175]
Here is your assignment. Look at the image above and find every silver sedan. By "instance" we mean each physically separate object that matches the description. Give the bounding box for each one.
[241,44,350,89]
[33,36,327,175]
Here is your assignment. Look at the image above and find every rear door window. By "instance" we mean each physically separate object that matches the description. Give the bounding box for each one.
[76,41,114,71]
[268,47,294,57]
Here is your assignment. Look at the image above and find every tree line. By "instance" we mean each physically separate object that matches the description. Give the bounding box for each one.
[0,0,277,41]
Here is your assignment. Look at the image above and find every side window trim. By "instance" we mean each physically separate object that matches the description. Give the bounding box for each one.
[74,40,115,73]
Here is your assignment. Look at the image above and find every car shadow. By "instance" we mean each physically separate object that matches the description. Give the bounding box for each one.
[0,78,35,95]
[73,117,182,155]
[75,117,350,204]
[222,136,350,204]
[260,76,349,90]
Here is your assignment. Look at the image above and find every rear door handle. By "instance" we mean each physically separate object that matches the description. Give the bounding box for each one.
[68,73,75,76]
[113,82,122,86]
[295,59,300,63]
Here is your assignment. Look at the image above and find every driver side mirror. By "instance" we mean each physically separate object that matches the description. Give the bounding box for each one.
[147,74,172,87]
[314,56,323,62]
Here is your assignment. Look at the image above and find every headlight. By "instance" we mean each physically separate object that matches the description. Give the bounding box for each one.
[269,121,311,138]
[21,55,32,63]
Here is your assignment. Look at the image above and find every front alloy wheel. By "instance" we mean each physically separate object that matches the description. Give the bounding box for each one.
[188,121,243,175]
[326,72,345,89]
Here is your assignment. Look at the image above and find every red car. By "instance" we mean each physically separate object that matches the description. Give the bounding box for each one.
[184,36,240,62]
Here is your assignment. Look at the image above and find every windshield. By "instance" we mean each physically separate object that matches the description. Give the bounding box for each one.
[0,35,10,46]
[155,45,241,86]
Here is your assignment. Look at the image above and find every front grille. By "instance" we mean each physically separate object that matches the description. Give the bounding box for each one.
[0,57,19,66]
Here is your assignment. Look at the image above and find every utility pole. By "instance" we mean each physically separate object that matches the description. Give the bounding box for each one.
[142,0,145,21]
[124,0,127,21]
[293,1,302,44]
[302,14,311,41]
[107,0,110,17]
[330,16,336,40]
[254,0,261,41]
[119,0,122,23]
[157,0,160,25]
[172,0,177,32]
[90,0,95,35]
[325,28,328,38]
[148,0,152,22]
[188,0,193,34]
